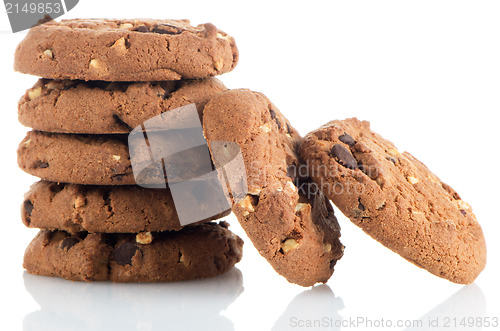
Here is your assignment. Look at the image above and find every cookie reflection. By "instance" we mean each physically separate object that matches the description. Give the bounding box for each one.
[404,284,486,331]
[272,285,344,331]
[23,268,243,331]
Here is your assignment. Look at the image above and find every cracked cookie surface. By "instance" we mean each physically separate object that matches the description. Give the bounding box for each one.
[15,18,238,81]
[24,222,243,282]
[19,78,226,134]
[203,89,344,287]
[22,181,229,233]
[299,118,486,284]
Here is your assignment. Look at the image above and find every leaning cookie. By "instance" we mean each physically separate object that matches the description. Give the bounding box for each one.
[24,222,243,282]
[14,19,238,81]
[299,118,486,284]
[19,78,226,134]
[203,89,344,287]
[22,181,229,234]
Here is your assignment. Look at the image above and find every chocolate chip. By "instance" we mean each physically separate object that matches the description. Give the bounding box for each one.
[330,144,358,170]
[133,25,149,32]
[34,160,49,168]
[386,156,397,164]
[113,242,140,266]
[460,210,467,216]
[269,109,277,119]
[49,183,64,194]
[441,182,461,200]
[286,122,292,135]
[59,237,80,250]
[358,200,365,211]
[24,200,34,216]
[152,24,182,35]
[269,109,281,129]
[339,132,356,146]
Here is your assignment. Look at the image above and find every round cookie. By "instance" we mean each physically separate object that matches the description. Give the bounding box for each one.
[23,222,244,282]
[22,181,229,234]
[299,118,486,284]
[18,130,213,185]
[14,19,238,81]
[18,131,135,185]
[19,78,226,134]
[203,89,344,287]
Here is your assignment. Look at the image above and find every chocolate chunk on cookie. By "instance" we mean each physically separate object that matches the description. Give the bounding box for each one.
[14,19,238,81]
[19,78,226,134]
[21,181,228,233]
[203,89,344,287]
[299,118,486,284]
[23,222,243,282]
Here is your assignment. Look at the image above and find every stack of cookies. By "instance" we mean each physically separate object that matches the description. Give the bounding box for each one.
[15,19,243,282]
[14,18,487,288]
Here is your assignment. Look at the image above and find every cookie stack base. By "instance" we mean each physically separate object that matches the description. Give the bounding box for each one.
[24,222,243,282]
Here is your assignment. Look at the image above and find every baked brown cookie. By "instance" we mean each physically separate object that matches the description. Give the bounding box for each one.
[23,222,243,282]
[203,89,344,287]
[18,130,215,185]
[22,181,229,233]
[19,78,226,134]
[299,118,486,284]
[14,19,238,81]
[18,131,135,185]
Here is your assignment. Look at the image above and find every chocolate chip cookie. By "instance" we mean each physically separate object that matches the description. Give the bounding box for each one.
[22,181,229,234]
[299,118,486,284]
[24,222,243,282]
[19,78,226,134]
[14,19,238,81]
[203,89,344,287]
[18,131,135,185]
[18,130,215,185]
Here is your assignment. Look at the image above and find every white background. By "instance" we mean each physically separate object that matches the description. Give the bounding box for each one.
[0,1,499,330]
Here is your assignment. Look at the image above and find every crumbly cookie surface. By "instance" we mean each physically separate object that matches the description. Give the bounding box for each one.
[18,131,135,185]
[299,118,486,284]
[21,181,228,233]
[14,18,238,81]
[19,78,226,134]
[17,130,215,185]
[24,222,243,282]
